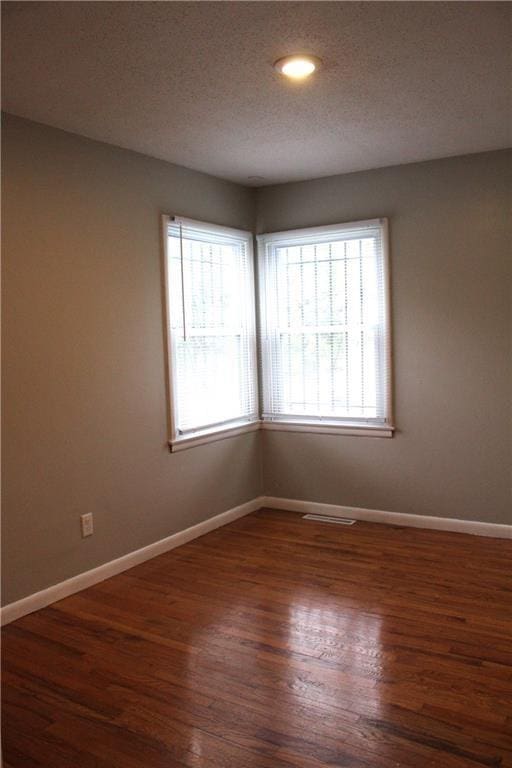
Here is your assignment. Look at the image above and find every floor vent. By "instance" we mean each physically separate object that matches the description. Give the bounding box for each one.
[303,514,356,526]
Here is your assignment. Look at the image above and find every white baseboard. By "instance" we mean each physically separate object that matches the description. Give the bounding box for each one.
[1,496,263,627]
[262,496,512,539]
[3,494,510,626]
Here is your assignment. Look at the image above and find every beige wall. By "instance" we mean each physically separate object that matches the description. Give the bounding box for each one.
[257,151,512,525]
[2,115,510,606]
[1,114,261,604]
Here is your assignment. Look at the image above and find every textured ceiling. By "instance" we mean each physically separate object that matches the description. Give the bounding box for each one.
[2,1,511,185]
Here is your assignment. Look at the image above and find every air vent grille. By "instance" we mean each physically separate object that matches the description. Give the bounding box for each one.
[303,514,356,526]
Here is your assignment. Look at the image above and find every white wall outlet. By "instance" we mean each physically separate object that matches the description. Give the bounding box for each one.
[80,513,94,538]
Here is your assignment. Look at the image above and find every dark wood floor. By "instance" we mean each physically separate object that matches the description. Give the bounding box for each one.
[2,508,512,768]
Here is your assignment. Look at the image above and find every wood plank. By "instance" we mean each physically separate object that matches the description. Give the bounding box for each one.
[3,509,512,767]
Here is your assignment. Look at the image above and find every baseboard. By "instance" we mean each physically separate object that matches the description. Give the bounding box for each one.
[3,493,509,626]
[262,496,512,539]
[1,496,264,626]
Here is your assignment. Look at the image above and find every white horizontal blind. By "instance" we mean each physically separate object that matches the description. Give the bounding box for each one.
[166,217,258,437]
[258,219,391,427]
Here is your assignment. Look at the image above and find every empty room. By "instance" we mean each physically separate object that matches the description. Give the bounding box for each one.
[1,2,511,766]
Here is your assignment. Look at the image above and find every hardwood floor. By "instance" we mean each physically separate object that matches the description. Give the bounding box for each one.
[2,508,512,767]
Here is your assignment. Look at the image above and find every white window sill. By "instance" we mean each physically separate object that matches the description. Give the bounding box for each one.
[169,420,260,452]
[170,418,395,451]
[260,421,395,438]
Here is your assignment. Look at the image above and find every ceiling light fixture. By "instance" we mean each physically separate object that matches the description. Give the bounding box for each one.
[273,54,322,80]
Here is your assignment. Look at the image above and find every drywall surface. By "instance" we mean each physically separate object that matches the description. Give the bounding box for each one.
[3,116,510,607]
[257,151,512,524]
[2,114,260,604]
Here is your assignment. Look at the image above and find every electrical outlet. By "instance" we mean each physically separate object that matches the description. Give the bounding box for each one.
[81,513,94,538]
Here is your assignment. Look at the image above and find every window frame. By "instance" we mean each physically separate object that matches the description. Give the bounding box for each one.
[162,214,259,452]
[257,218,394,438]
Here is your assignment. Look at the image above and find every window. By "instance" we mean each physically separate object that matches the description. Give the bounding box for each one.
[163,216,258,450]
[258,219,393,437]
[163,215,393,450]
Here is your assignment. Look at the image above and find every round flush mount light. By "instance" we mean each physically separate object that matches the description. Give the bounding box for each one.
[273,54,322,80]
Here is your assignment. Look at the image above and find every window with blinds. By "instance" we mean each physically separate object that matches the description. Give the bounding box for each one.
[164,217,258,448]
[258,219,392,433]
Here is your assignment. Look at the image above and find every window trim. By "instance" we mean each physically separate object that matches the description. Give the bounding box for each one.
[170,419,260,452]
[257,217,394,435]
[260,421,394,439]
[162,215,259,451]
